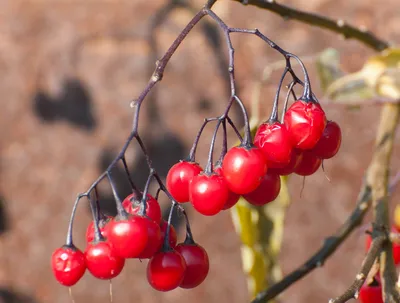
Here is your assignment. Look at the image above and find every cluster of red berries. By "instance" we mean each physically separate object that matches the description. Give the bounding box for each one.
[52,192,209,292]
[166,98,342,216]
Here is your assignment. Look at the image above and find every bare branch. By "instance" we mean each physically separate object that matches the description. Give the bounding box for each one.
[368,104,400,303]
[250,183,372,303]
[329,233,387,303]
[232,0,389,51]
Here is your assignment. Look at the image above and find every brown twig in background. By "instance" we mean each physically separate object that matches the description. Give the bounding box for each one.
[250,183,371,303]
[232,0,389,51]
[329,233,387,303]
[368,104,400,302]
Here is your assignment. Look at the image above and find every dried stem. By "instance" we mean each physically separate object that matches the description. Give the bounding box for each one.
[368,104,400,302]
[329,232,387,303]
[232,0,389,51]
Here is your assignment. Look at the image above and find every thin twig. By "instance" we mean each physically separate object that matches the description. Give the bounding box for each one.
[251,183,372,303]
[232,0,389,51]
[329,233,387,303]
[368,104,400,303]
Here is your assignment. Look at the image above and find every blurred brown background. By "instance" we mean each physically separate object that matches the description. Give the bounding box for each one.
[1,0,400,302]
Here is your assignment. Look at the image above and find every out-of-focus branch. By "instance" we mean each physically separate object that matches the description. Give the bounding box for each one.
[368,104,400,302]
[232,0,389,51]
[329,234,387,303]
[251,184,372,303]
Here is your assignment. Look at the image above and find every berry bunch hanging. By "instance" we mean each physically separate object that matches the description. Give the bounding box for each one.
[50,2,342,294]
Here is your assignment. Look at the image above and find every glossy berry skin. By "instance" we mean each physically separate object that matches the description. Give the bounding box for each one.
[166,161,203,203]
[147,250,187,291]
[137,219,162,259]
[254,121,293,168]
[158,220,178,250]
[294,150,321,176]
[175,243,209,289]
[222,146,267,195]
[85,216,112,243]
[85,241,125,280]
[106,215,148,258]
[359,282,383,303]
[190,173,229,216]
[312,120,342,159]
[243,173,281,206]
[269,149,303,176]
[122,193,162,224]
[214,166,240,210]
[284,100,327,150]
[51,245,86,286]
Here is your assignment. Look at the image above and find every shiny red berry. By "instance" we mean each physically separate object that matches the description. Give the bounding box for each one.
[359,280,383,303]
[147,250,187,291]
[175,243,209,289]
[84,241,125,280]
[137,218,162,259]
[254,121,293,168]
[243,173,281,206]
[222,146,267,195]
[312,120,342,159]
[106,215,148,258]
[214,166,240,210]
[158,220,178,250]
[166,161,203,203]
[269,149,303,176]
[294,150,321,176]
[189,173,229,216]
[85,216,112,243]
[284,100,327,150]
[122,193,162,224]
[51,245,86,286]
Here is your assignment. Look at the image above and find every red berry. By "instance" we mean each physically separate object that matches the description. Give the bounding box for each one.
[312,120,342,159]
[294,150,321,176]
[51,245,86,286]
[189,173,229,216]
[166,161,203,203]
[214,166,240,210]
[84,241,125,280]
[359,280,383,303]
[254,121,293,168]
[222,146,267,195]
[243,173,281,206]
[159,220,178,250]
[284,100,327,150]
[106,215,148,258]
[122,193,162,224]
[175,243,209,289]
[147,250,187,291]
[269,149,303,176]
[137,218,162,259]
[85,216,112,243]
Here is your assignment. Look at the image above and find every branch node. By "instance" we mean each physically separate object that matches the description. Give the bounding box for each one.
[356,273,366,280]
[336,19,345,27]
